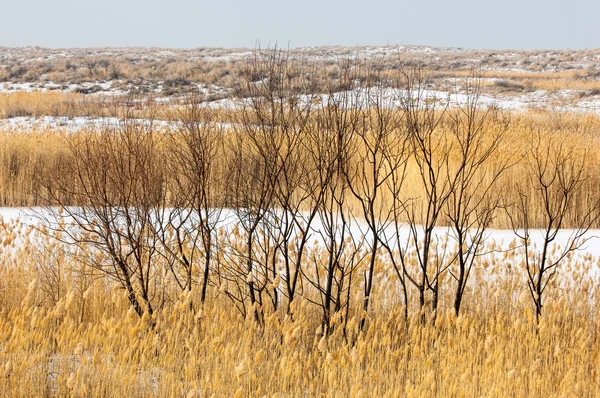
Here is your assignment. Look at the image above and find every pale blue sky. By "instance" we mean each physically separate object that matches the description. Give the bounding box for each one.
[2,0,598,49]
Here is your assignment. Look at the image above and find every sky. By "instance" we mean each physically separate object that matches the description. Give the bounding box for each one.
[1,0,598,50]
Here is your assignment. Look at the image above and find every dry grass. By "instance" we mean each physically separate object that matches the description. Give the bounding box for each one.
[435,69,600,93]
[0,130,70,206]
[2,109,600,229]
[0,92,112,119]
[0,92,196,120]
[0,218,598,397]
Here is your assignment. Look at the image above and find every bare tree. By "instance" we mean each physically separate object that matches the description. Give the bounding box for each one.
[218,48,297,322]
[155,93,225,310]
[40,106,166,319]
[396,67,453,316]
[444,74,512,315]
[302,61,367,336]
[218,47,324,322]
[343,62,411,329]
[507,130,599,320]
[241,48,319,314]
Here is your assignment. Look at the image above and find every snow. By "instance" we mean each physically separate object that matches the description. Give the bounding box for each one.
[202,86,600,115]
[1,207,599,259]
[0,116,176,133]
[0,80,127,96]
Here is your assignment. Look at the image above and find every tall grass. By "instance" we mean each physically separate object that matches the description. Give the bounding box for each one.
[0,130,70,206]
[0,92,111,119]
[435,69,600,92]
[0,220,598,396]
[1,109,599,228]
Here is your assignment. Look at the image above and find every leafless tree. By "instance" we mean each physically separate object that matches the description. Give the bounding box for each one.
[395,67,453,316]
[343,63,411,329]
[302,61,367,336]
[444,74,512,315]
[154,93,225,310]
[40,106,166,319]
[218,48,300,322]
[507,130,599,320]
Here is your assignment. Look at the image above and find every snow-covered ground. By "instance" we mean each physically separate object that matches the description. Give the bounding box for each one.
[2,207,599,264]
[0,80,229,98]
[0,81,127,96]
[0,116,238,133]
[207,86,600,114]
[0,116,117,132]
[0,116,179,133]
